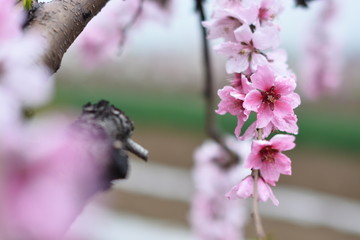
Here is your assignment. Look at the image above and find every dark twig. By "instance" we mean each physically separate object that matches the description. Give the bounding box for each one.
[295,0,315,8]
[120,0,145,47]
[194,0,239,168]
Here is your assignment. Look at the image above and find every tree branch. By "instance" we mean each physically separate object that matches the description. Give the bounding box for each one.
[195,0,239,168]
[25,0,109,73]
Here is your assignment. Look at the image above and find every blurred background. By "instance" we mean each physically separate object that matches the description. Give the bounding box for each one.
[48,0,360,239]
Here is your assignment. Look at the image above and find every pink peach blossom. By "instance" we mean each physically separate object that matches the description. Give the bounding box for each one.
[0,0,24,42]
[215,24,279,73]
[238,120,274,141]
[257,0,283,23]
[245,134,295,185]
[226,175,279,206]
[216,86,250,137]
[230,73,253,94]
[243,65,300,132]
[203,3,259,42]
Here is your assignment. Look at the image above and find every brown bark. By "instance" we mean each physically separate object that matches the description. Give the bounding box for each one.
[26,0,109,73]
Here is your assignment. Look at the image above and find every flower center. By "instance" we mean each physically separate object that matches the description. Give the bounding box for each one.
[260,146,278,163]
[261,86,281,111]
[233,99,244,109]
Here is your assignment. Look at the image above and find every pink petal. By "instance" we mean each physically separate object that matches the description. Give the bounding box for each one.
[273,100,294,118]
[275,153,292,175]
[239,121,257,140]
[260,162,281,184]
[245,140,269,169]
[204,17,239,41]
[225,184,240,200]
[229,90,245,100]
[234,116,245,137]
[252,25,280,50]
[256,103,273,128]
[229,3,259,24]
[215,86,245,116]
[226,55,249,74]
[257,178,279,206]
[271,113,298,134]
[235,176,254,199]
[250,53,268,72]
[244,151,261,169]
[234,24,253,43]
[270,134,295,151]
[281,93,301,109]
[275,77,296,95]
[262,123,274,138]
[251,65,275,91]
[231,73,253,94]
[214,42,242,56]
[243,90,262,112]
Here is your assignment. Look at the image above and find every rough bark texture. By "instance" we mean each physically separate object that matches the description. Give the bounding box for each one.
[26,0,109,73]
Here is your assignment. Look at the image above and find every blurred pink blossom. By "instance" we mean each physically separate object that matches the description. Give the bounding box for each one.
[0,0,24,42]
[75,0,170,67]
[256,0,283,23]
[0,88,21,137]
[0,34,53,107]
[0,117,111,239]
[191,137,251,240]
[301,0,342,99]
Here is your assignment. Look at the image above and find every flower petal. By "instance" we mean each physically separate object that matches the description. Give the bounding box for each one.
[281,93,301,109]
[234,24,253,43]
[256,103,273,128]
[252,25,280,50]
[273,100,294,118]
[243,90,262,112]
[226,55,249,74]
[270,134,295,151]
[275,152,292,175]
[251,65,275,91]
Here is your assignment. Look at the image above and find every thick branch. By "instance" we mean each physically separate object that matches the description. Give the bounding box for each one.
[26,0,109,73]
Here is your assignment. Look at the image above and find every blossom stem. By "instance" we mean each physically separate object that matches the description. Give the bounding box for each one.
[253,128,266,239]
[252,169,266,239]
[195,0,239,168]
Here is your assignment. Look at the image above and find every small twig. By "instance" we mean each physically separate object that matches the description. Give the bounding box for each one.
[253,169,266,239]
[252,128,266,239]
[120,0,144,47]
[194,0,239,168]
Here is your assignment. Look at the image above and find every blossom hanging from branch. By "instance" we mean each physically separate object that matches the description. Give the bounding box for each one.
[204,0,300,238]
